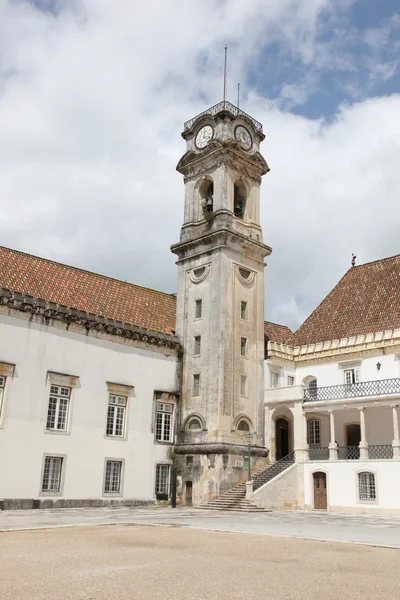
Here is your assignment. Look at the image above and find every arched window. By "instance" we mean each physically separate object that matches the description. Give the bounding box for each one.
[234,183,246,219]
[308,378,317,399]
[199,179,214,214]
[358,472,376,501]
[307,419,320,446]
[237,419,250,432]
[188,418,202,430]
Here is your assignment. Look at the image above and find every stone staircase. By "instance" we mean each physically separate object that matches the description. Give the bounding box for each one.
[201,452,296,512]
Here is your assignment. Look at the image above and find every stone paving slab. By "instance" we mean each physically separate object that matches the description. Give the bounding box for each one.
[1,506,400,548]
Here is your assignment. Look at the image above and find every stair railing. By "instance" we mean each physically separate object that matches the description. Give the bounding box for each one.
[253,451,296,491]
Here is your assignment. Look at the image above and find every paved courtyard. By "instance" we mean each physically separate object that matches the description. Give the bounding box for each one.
[1,506,400,547]
[1,523,399,600]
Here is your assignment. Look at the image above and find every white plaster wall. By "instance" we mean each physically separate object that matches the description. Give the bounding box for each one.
[304,461,400,513]
[0,313,179,501]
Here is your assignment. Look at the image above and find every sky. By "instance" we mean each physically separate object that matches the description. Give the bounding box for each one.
[0,0,399,331]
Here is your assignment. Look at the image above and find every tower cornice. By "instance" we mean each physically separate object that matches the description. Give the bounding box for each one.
[176,139,269,183]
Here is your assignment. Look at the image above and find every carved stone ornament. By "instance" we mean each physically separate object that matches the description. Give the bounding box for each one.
[235,264,256,287]
[188,264,211,284]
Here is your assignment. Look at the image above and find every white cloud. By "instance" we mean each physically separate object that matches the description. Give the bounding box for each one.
[0,0,399,331]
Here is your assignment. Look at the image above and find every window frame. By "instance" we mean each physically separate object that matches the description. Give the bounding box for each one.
[195,299,203,320]
[307,419,321,446]
[193,374,201,396]
[46,385,72,433]
[0,363,15,429]
[155,463,171,499]
[287,376,295,387]
[270,373,279,388]
[155,401,174,444]
[0,375,6,423]
[344,368,359,385]
[357,471,377,503]
[240,300,248,321]
[106,394,127,438]
[194,335,201,356]
[240,337,247,357]
[103,459,124,495]
[240,375,247,397]
[40,454,66,496]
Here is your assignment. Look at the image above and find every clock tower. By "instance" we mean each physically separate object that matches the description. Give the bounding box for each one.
[171,101,271,505]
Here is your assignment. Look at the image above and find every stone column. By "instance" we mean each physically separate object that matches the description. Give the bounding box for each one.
[391,405,400,458]
[328,410,338,460]
[359,407,369,459]
[295,409,309,462]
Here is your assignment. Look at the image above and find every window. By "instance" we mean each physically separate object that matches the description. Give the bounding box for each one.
[104,460,122,494]
[287,376,294,386]
[270,373,278,388]
[308,378,317,399]
[188,418,202,430]
[195,299,203,319]
[106,395,127,437]
[155,402,173,442]
[193,374,200,396]
[307,419,320,446]
[344,368,359,385]
[46,385,71,431]
[237,419,250,432]
[240,337,247,357]
[358,472,376,501]
[155,464,170,496]
[240,301,248,320]
[194,335,201,355]
[186,456,194,466]
[240,375,247,397]
[0,376,5,416]
[42,456,63,493]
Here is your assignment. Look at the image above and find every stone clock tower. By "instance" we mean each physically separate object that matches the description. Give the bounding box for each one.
[171,101,271,505]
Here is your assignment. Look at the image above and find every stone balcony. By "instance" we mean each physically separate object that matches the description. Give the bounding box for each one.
[264,385,304,403]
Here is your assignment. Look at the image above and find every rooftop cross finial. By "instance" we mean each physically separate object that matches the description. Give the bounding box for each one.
[351,253,357,267]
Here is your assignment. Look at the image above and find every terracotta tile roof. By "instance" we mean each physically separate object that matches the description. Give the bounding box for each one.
[264,321,293,344]
[292,254,400,346]
[0,246,177,336]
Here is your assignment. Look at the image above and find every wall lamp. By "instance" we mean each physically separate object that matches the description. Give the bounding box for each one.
[376,362,381,371]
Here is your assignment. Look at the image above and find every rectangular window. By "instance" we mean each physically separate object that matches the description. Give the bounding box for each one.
[104,460,122,494]
[307,420,320,445]
[193,374,200,396]
[270,373,278,388]
[155,464,170,496]
[155,402,174,442]
[186,456,194,466]
[106,395,127,437]
[344,368,358,385]
[42,456,63,493]
[46,385,71,431]
[240,337,247,357]
[287,376,295,386]
[240,301,248,320]
[0,376,5,416]
[240,375,247,397]
[194,335,201,355]
[358,472,376,501]
[195,299,202,319]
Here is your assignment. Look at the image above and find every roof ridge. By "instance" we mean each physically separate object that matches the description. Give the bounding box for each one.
[352,252,400,269]
[0,246,176,300]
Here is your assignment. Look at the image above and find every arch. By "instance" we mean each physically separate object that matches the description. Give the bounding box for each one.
[184,413,205,431]
[233,413,254,433]
[233,179,247,219]
[237,419,250,432]
[197,176,214,214]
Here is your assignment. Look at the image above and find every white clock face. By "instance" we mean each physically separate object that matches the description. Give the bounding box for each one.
[195,125,214,149]
[235,125,252,150]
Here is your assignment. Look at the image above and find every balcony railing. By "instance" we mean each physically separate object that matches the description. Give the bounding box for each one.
[309,447,329,460]
[303,378,400,402]
[368,444,394,459]
[183,101,263,133]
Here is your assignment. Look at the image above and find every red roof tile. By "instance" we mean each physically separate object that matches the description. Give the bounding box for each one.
[292,254,400,346]
[264,321,293,344]
[0,246,176,336]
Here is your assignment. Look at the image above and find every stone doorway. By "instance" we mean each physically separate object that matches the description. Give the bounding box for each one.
[275,418,289,460]
[185,481,193,506]
[313,471,327,510]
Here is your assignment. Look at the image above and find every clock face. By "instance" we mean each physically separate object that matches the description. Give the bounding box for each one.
[235,125,252,150]
[195,125,214,149]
